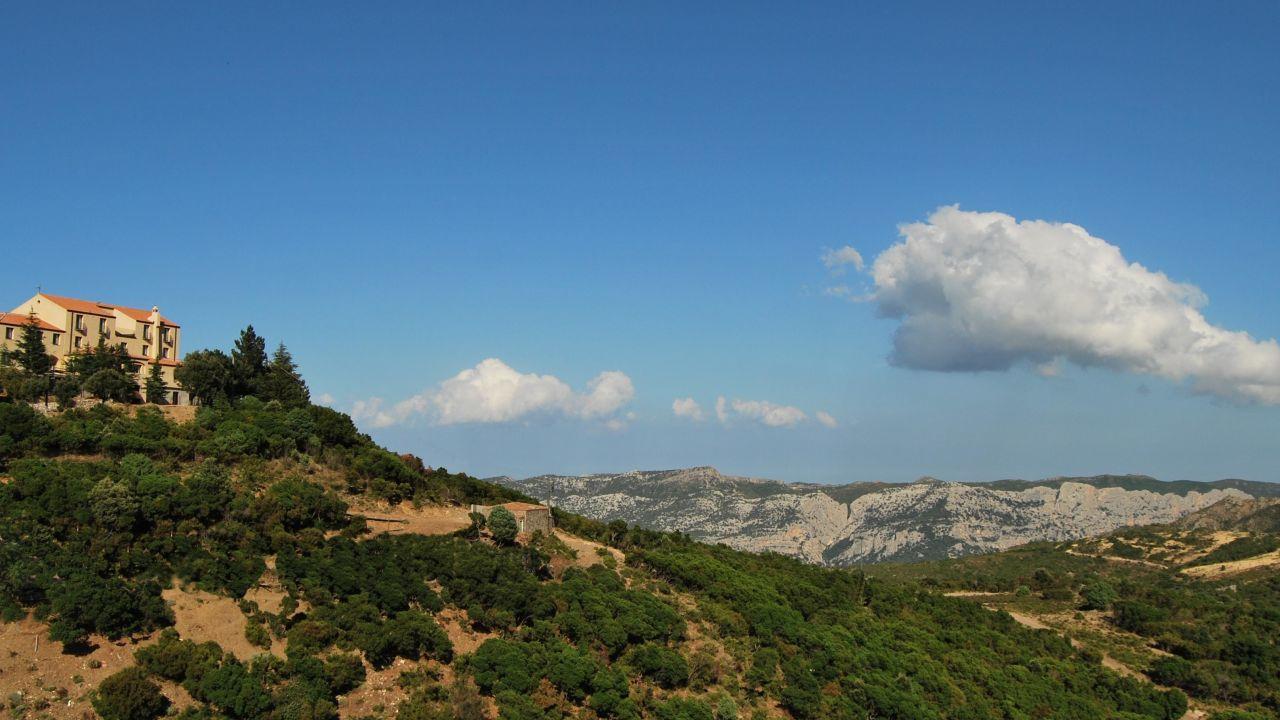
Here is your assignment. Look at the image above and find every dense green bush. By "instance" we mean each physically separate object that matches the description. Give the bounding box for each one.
[92,667,171,720]
[1080,580,1118,610]
[623,643,689,689]
[489,506,518,545]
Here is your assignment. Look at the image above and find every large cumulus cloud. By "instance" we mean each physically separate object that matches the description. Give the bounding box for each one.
[353,358,635,428]
[863,206,1280,404]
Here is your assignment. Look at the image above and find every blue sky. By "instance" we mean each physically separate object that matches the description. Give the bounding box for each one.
[4,3,1280,484]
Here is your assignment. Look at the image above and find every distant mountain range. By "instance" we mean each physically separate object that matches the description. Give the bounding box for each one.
[489,467,1280,564]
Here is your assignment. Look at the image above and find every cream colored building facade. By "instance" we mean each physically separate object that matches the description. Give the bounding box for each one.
[0,292,189,405]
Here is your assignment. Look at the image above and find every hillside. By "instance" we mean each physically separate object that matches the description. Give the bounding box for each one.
[0,347,1205,720]
[1173,497,1280,534]
[492,467,1270,565]
[866,503,1280,719]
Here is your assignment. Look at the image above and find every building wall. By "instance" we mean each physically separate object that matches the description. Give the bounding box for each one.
[5,293,188,405]
[518,509,554,534]
[0,322,62,358]
[469,504,555,535]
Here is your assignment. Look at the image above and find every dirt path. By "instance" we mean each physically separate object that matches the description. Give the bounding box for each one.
[1064,548,1168,569]
[554,530,625,568]
[1004,610,1145,679]
[346,502,626,570]
[998,609,1205,719]
[347,501,473,536]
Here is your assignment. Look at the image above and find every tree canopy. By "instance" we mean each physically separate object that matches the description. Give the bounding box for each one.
[15,316,53,375]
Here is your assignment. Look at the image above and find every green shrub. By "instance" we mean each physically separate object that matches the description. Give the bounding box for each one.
[92,667,170,720]
[623,643,688,689]
[488,507,518,545]
[1080,581,1117,611]
[84,369,135,402]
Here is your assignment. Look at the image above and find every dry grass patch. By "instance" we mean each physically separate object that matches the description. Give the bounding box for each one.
[346,500,473,537]
[553,531,625,569]
[0,617,185,720]
[162,586,283,661]
[1180,549,1280,578]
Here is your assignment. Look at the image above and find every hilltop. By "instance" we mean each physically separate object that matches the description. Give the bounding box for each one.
[492,467,1276,565]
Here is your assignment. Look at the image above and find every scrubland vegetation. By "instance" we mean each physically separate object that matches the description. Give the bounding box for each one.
[870,526,1280,719]
[0,328,1237,720]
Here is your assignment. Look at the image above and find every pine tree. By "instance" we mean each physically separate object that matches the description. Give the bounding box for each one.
[144,362,167,404]
[16,315,54,375]
[232,325,268,396]
[261,342,310,406]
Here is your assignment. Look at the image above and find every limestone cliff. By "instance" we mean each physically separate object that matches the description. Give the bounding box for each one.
[492,467,1271,564]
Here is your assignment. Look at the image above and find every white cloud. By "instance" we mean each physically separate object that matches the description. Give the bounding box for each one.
[575,371,635,419]
[727,399,807,428]
[684,395,828,429]
[315,392,335,406]
[350,393,432,429]
[822,245,865,274]
[351,358,636,427]
[865,206,1280,404]
[672,397,705,421]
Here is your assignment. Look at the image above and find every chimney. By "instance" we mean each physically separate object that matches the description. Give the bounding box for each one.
[150,306,161,360]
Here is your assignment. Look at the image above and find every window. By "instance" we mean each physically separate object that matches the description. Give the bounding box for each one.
[4,327,11,340]
[74,336,83,349]
[142,344,150,356]
[98,318,107,333]
[51,333,61,346]
[75,314,85,332]
[143,326,152,341]
[161,347,170,359]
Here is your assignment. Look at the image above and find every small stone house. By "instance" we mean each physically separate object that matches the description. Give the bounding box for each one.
[469,501,554,535]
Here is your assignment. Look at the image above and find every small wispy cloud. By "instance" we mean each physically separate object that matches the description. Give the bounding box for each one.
[822,245,864,274]
[729,399,807,428]
[672,397,705,421]
[679,395,836,429]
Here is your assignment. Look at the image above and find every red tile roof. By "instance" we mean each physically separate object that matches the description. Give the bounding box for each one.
[0,312,63,332]
[38,293,180,327]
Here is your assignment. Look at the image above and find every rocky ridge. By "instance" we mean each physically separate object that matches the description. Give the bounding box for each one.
[491,467,1269,564]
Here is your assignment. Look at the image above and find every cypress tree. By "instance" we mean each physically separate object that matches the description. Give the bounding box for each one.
[144,362,167,404]
[16,315,53,375]
[261,342,310,406]
[232,325,268,396]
